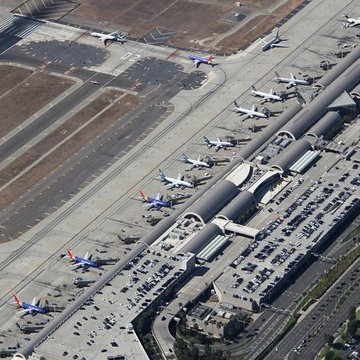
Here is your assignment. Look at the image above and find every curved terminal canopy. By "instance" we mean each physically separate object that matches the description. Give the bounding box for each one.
[225,162,252,186]
[248,170,282,200]
[305,111,341,139]
[178,222,222,255]
[217,191,257,222]
[270,139,312,173]
[183,180,240,225]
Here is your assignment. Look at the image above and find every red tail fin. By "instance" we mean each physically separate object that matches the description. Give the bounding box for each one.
[207,55,215,62]
[14,294,21,306]
[67,249,75,260]
[140,190,148,202]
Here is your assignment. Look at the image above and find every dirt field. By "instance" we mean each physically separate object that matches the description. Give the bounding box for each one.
[67,0,307,53]
[0,65,32,97]
[0,70,74,138]
[0,91,138,210]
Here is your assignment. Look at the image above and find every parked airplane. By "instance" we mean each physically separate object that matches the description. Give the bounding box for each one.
[342,14,360,28]
[250,85,284,102]
[158,169,193,189]
[66,249,101,270]
[188,54,215,68]
[203,136,234,151]
[274,72,310,88]
[91,31,127,45]
[13,294,46,315]
[261,29,287,51]
[182,153,211,169]
[233,100,267,119]
[140,190,172,209]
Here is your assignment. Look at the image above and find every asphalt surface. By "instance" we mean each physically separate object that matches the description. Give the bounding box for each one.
[0,54,204,240]
[268,259,360,359]
[0,14,43,54]
[213,219,360,358]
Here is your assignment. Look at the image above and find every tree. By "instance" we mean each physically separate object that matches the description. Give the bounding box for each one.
[348,306,356,321]
[324,333,334,346]
[347,320,357,336]
[325,350,340,360]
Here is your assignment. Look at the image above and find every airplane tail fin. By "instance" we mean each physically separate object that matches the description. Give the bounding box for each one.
[14,294,21,306]
[66,249,75,260]
[140,190,148,202]
[207,55,215,63]
[343,14,349,19]
[275,28,280,38]
[182,153,189,162]
[251,85,256,91]
[158,169,166,180]
[203,136,210,145]
[233,100,239,108]
[274,71,280,80]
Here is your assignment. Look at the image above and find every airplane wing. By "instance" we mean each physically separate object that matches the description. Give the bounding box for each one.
[31,297,37,306]
[194,60,200,68]
[84,251,89,260]
[239,113,249,121]
[143,202,155,208]
[155,193,161,200]
[164,183,175,189]
[177,171,183,181]
[17,308,30,316]
[271,43,288,48]
[69,263,81,270]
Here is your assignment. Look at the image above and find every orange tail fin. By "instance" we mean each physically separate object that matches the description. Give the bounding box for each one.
[140,190,148,201]
[66,249,75,260]
[14,294,21,305]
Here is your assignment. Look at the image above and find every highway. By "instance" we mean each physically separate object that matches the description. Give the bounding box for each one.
[267,258,360,359]
[0,0,358,358]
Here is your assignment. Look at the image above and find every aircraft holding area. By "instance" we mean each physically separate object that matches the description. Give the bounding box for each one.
[140,190,172,210]
[232,101,267,119]
[66,249,102,270]
[91,31,127,45]
[341,14,360,28]
[182,153,211,169]
[188,54,215,68]
[13,294,46,315]
[274,71,310,88]
[250,85,284,102]
[203,136,234,151]
[261,29,287,51]
[158,169,194,189]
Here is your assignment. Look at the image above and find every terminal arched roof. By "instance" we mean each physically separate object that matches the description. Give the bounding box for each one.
[217,191,257,222]
[270,139,312,172]
[183,180,240,224]
[306,111,341,138]
[179,222,222,255]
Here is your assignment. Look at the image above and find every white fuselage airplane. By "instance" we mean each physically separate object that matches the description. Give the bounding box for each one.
[342,14,360,28]
[233,100,267,119]
[274,72,309,88]
[91,31,126,45]
[250,86,283,102]
[158,169,193,189]
[203,136,234,151]
[261,29,287,51]
[182,153,210,169]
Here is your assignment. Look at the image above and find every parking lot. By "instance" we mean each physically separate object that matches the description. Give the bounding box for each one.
[214,144,360,310]
[36,249,194,359]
